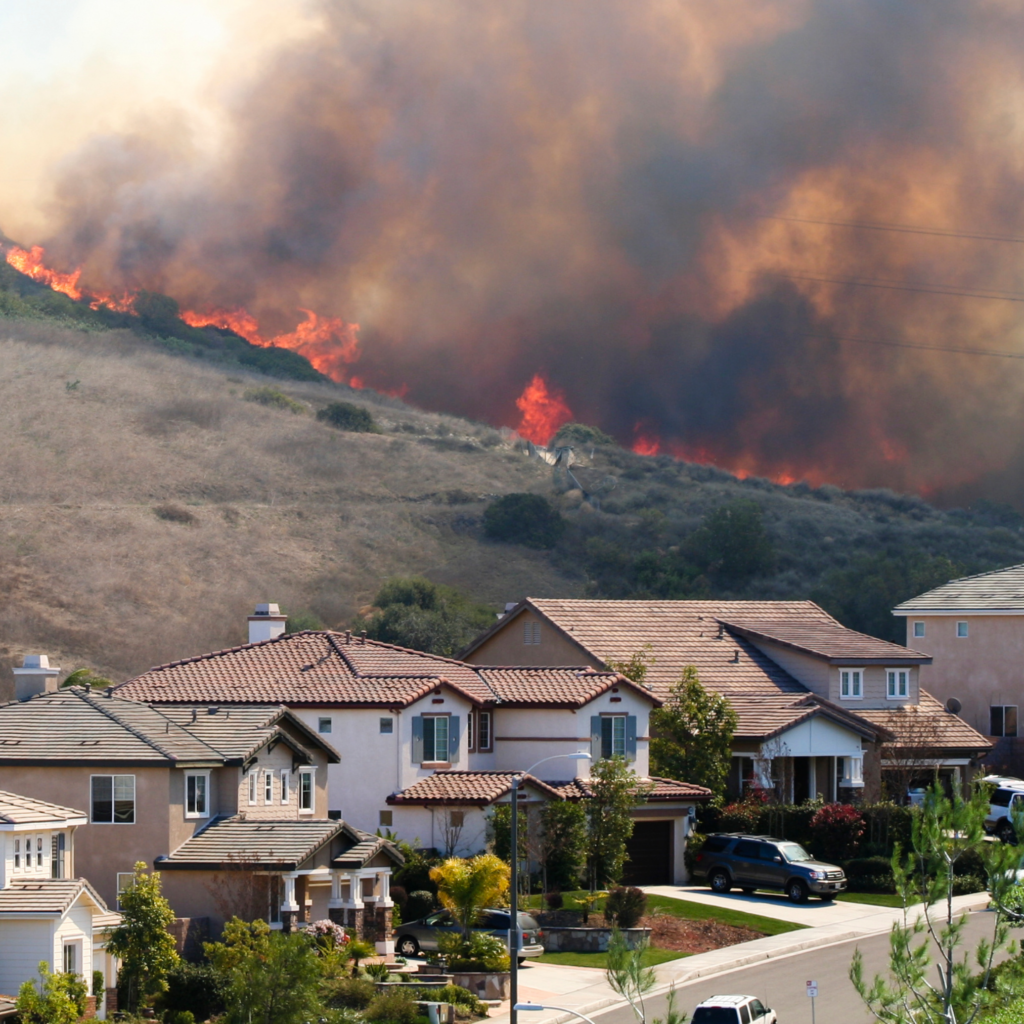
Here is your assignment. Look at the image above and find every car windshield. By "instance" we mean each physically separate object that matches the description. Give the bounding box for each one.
[779,842,812,862]
[692,1007,739,1024]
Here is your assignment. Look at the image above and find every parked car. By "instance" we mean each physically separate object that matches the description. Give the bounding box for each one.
[692,833,847,903]
[981,776,1024,843]
[393,908,544,962]
[691,994,777,1023]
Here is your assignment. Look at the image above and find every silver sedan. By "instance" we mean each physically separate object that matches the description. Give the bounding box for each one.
[393,908,545,963]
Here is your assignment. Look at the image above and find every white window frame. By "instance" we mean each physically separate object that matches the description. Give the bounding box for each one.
[318,717,332,734]
[280,769,291,804]
[839,669,863,700]
[35,834,44,868]
[264,770,274,805]
[63,940,80,976]
[991,705,1019,738]
[956,621,969,638]
[116,871,136,911]
[298,769,315,814]
[886,668,910,700]
[601,715,627,759]
[184,771,210,819]
[913,621,925,638]
[90,774,136,824]
[423,715,450,763]
[248,769,258,806]
[13,836,20,871]
[467,713,475,752]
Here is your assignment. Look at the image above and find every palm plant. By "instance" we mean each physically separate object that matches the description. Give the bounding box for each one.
[428,854,509,935]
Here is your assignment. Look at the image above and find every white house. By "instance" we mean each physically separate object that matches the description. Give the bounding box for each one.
[0,790,119,1019]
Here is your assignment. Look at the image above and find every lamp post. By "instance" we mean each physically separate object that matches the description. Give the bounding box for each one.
[510,751,592,1024]
[515,1003,598,1024]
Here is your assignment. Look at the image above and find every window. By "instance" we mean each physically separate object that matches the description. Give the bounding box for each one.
[841,756,865,786]
[63,942,78,976]
[91,775,135,824]
[840,669,863,699]
[477,712,491,751]
[318,717,332,734]
[185,772,209,818]
[51,833,66,879]
[523,620,541,644]
[379,810,393,827]
[887,669,910,699]
[36,835,43,867]
[992,706,1019,737]
[601,716,626,758]
[449,810,465,828]
[913,621,925,638]
[423,717,449,762]
[264,771,274,804]
[248,770,258,805]
[467,712,474,751]
[299,770,314,812]
[380,718,394,734]
[280,769,291,804]
[13,838,19,870]
[116,872,136,911]
[957,621,969,638]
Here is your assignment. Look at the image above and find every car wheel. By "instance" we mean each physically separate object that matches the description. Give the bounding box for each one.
[787,880,808,904]
[742,887,756,895]
[709,869,732,894]
[518,957,527,966]
[396,936,420,956]
[999,820,1017,844]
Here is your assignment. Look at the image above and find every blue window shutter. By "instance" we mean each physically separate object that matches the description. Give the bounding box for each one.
[449,718,461,763]
[412,717,424,764]
[591,716,602,761]
[626,716,637,761]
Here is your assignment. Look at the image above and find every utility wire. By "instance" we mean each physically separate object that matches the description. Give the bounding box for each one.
[767,270,1024,303]
[763,215,1024,245]
[800,330,1024,361]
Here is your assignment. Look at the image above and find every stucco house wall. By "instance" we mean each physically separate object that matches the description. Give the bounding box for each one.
[468,613,598,670]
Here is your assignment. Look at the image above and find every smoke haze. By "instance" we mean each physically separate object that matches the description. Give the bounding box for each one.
[5,0,1024,503]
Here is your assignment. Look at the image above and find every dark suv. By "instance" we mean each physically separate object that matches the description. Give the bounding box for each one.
[692,833,847,903]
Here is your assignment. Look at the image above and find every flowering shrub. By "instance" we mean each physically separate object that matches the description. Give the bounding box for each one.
[718,792,767,834]
[303,919,347,953]
[810,803,865,860]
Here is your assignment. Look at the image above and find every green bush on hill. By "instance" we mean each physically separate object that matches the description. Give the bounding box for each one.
[551,422,616,447]
[316,401,380,432]
[484,492,566,548]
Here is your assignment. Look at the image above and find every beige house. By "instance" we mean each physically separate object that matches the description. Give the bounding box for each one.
[894,563,1024,769]
[0,790,119,1019]
[461,598,991,801]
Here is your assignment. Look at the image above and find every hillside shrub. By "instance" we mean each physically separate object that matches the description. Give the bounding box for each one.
[364,989,421,1024]
[317,401,380,433]
[244,385,306,413]
[483,492,566,548]
[154,503,197,525]
[604,886,647,929]
[810,803,865,860]
[551,422,616,448]
[417,984,487,1015]
[323,976,376,1009]
[545,892,564,910]
[159,960,225,1022]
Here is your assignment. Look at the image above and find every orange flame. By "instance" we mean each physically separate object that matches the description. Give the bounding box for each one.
[513,373,573,445]
[5,246,82,301]
[631,422,661,456]
[180,307,263,345]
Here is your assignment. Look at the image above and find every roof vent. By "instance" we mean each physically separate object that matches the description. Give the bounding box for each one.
[13,655,61,702]
[248,603,287,644]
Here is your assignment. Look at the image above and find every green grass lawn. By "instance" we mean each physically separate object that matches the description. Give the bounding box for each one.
[535,947,685,969]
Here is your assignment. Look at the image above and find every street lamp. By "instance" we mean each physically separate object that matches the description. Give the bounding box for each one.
[510,751,592,1024]
[515,1003,598,1024]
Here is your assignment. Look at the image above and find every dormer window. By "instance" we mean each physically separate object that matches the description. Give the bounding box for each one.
[887,668,910,700]
[185,772,209,819]
[840,669,863,700]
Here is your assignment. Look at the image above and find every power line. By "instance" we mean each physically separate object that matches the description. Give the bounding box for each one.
[763,215,1024,245]
[800,330,1024,361]
[768,270,1024,303]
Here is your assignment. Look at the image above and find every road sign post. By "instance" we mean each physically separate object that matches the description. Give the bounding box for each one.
[806,980,818,1024]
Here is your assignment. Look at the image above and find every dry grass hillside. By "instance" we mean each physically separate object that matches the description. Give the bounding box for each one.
[0,320,579,692]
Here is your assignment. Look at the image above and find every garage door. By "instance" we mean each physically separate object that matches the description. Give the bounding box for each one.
[622,819,673,886]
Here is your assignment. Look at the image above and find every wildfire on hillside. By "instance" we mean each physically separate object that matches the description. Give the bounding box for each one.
[6,246,83,301]
[513,373,572,446]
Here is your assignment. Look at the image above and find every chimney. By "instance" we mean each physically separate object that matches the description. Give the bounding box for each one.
[13,655,61,701]
[248,603,288,644]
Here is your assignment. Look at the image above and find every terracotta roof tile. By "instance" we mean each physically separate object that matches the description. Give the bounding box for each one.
[894,563,1024,613]
[0,791,87,826]
[548,776,713,802]
[718,619,930,663]
[388,771,564,806]
[0,878,112,916]
[856,690,992,752]
[478,668,658,707]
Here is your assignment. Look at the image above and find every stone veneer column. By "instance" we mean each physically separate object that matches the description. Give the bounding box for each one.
[280,873,300,933]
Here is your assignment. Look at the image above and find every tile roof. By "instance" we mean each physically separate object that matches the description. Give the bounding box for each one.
[0,996,14,1020]
[115,631,641,709]
[0,791,87,827]
[548,776,713,802]
[333,830,405,869]
[856,691,992,753]
[158,816,404,871]
[388,771,565,806]
[0,878,111,916]
[893,563,1024,613]
[718,619,930,664]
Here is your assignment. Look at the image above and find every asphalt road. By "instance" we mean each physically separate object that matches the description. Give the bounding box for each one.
[592,910,1008,1024]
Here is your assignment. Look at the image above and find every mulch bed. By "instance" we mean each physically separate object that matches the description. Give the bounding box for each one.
[641,913,762,954]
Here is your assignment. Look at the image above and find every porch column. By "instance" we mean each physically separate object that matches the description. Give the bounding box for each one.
[831,757,838,802]
[280,872,300,933]
[808,758,817,801]
[340,871,365,937]
[374,870,395,956]
[327,870,346,927]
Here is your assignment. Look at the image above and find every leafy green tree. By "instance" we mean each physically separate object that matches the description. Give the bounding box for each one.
[850,782,1021,1024]
[16,962,87,1024]
[486,804,528,866]
[204,917,322,1024]
[587,757,646,888]
[814,551,963,644]
[429,854,510,934]
[353,576,495,657]
[685,499,775,584]
[316,401,380,433]
[607,645,655,686]
[61,666,113,689]
[107,861,179,1013]
[540,800,588,892]
[484,492,566,549]
[650,666,737,802]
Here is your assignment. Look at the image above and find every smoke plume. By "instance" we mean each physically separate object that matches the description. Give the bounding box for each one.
[6,0,1024,503]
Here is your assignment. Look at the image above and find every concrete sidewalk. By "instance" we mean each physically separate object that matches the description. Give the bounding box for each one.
[485,892,992,1024]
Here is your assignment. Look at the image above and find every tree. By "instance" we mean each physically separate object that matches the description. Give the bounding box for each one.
[16,962,87,1024]
[483,492,566,549]
[587,757,647,888]
[204,917,321,1024]
[60,666,114,689]
[850,782,1021,1024]
[606,930,656,1024]
[106,861,180,1013]
[650,666,736,802]
[486,804,528,866]
[876,706,948,805]
[607,645,655,686]
[539,800,588,892]
[684,499,775,584]
[429,854,510,934]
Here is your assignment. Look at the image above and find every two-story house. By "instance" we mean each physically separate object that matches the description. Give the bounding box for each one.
[0,790,119,1019]
[460,598,991,801]
[0,675,402,947]
[113,606,712,885]
[894,563,1024,768]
